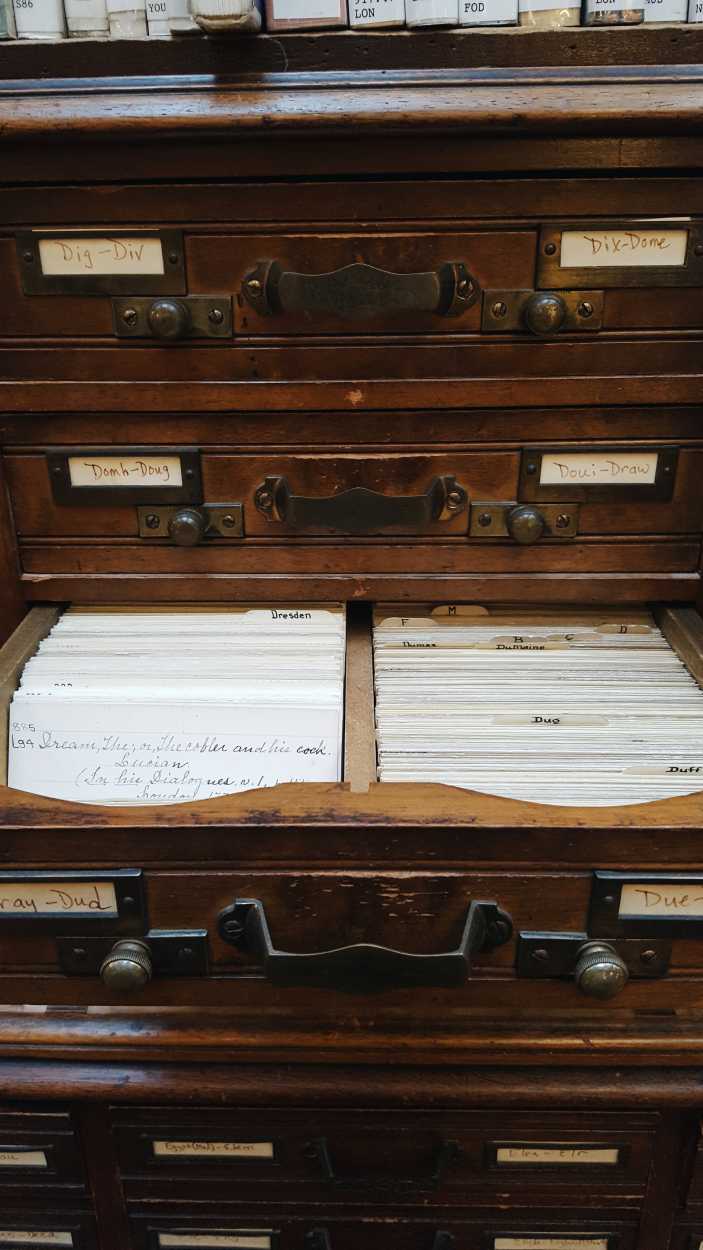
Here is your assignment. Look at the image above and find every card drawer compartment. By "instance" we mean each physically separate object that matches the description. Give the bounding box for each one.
[0,1106,85,1191]
[112,1107,655,1206]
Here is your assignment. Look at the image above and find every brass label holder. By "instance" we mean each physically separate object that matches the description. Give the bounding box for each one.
[537,220,703,288]
[519,446,678,503]
[48,448,203,507]
[17,230,186,296]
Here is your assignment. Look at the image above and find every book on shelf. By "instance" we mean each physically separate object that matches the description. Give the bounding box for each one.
[12,0,66,38]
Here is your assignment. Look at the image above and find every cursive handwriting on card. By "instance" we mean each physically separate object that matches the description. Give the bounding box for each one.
[0,881,117,918]
[496,1146,619,1166]
[68,456,183,488]
[153,1141,274,1160]
[38,237,164,277]
[539,452,658,487]
[619,883,703,919]
[560,228,688,268]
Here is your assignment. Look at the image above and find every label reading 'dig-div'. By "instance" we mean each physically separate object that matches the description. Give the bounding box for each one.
[0,881,118,917]
[560,228,688,268]
[153,1141,274,1159]
[539,452,658,487]
[37,236,165,277]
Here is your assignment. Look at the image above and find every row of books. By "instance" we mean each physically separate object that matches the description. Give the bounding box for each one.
[0,0,699,35]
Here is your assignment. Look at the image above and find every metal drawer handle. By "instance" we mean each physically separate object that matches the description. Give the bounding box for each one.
[242,259,478,319]
[304,1136,460,1189]
[254,474,468,535]
[218,898,512,991]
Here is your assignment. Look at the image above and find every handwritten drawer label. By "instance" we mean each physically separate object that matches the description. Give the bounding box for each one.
[152,1141,274,1160]
[68,456,183,489]
[0,1236,73,1247]
[38,237,164,277]
[0,881,117,918]
[619,883,703,919]
[494,1241,609,1250]
[539,451,658,487]
[560,228,688,268]
[157,1236,272,1250]
[496,1145,619,1165]
[0,1151,48,1169]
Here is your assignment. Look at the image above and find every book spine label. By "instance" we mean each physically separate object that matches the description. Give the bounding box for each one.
[64,0,108,34]
[349,0,404,26]
[460,0,516,23]
[13,0,65,37]
[146,0,170,33]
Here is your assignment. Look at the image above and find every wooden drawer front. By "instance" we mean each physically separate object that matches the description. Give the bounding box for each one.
[113,1108,654,1206]
[685,1123,703,1206]
[0,1107,85,1191]
[127,1213,638,1250]
[0,1211,97,1250]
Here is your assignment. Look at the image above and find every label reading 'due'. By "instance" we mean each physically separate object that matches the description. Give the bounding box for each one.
[0,881,117,918]
[560,228,688,268]
[153,1141,274,1160]
[68,456,183,489]
[37,237,164,277]
[158,1236,272,1250]
[619,883,703,919]
[539,452,658,487]
[494,1241,608,1250]
[496,1146,619,1165]
[0,1151,48,1169]
[0,1236,73,1248]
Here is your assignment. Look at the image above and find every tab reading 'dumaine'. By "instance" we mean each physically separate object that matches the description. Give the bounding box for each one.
[0,881,118,918]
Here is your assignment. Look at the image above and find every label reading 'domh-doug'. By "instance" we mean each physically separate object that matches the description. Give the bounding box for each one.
[38,237,164,277]
[560,228,687,268]
[619,883,703,919]
[153,1141,274,1159]
[68,456,183,489]
[539,451,658,487]
[0,881,117,918]
[158,1236,272,1250]
[496,1146,619,1165]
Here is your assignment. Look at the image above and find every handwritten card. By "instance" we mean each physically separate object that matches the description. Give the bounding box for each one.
[560,228,688,268]
[38,237,164,277]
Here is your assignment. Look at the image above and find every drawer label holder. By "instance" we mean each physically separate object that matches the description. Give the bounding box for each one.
[537,220,703,287]
[48,449,203,507]
[17,230,186,296]
[151,1140,275,1160]
[519,447,678,503]
[489,1144,622,1167]
[0,870,145,934]
[590,871,703,937]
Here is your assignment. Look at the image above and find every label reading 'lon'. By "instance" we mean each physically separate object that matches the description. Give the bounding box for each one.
[153,1141,274,1160]
[37,237,165,277]
[619,883,703,919]
[0,881,118,918]
[539,451,658,487]
[157,1236,272,1250]
[0,1151,48,1169]
[496,1146,619,1165]
[560,228,688,268]
[68,456,183,489]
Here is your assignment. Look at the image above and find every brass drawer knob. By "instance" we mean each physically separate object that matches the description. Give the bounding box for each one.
[167,506,209,546]
[574,942,629,1000]
[506,504,545,545]
[100,940,153,993]
[147,297,191,340]
[523,292,567,337]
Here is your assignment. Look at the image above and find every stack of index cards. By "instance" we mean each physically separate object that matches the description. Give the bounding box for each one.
[373,605,703,807]
[8,604,345,806]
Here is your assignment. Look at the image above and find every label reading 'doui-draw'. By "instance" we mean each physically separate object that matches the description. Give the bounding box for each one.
[494,1241,609,1250]
[0,1151,48,1169]
[496,1146,619,1165]
[539,452,658,487]
[560,228,688,268]
[68,456,183,489]
[157,1236,272,1250]
[0,1236,73,1248]
[37,237,165,277]
[619,883,703,919]
[153,1141,274,1159]
[0,881,117,918]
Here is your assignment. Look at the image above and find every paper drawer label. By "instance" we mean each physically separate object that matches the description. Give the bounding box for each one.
[68,455,183,489]
[157,1236,272,1250]
[0,880,117,918]
[619,883,703,918]
[539,451,658,487]
[152,1141,274,1159]
[559,228,688,268]
[496,1145,619,1165]
[0,1151,48,1168]
[37,236,164,277]
[494,1241,609,1250]
[0,1236,73,1247]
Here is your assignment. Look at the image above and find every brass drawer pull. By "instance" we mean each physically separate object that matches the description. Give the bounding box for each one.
[242,259,478,319]
[254,474,468,535]
[304,1136,459,1189]
[218,898,512,991]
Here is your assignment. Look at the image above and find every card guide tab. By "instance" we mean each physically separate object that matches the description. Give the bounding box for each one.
[538,220,703,288]
[17,230,185,295]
